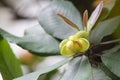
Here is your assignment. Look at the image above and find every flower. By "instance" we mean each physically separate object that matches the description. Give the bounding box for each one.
[59,31,90,56]
[59,2,103,56]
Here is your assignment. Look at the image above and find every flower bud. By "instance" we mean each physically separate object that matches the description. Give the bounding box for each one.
[69,35,78,40]
[66,40,81,53]
[61,45,76,56]
[77,38,90,52]
[60,38,90,56]
[69,31,89,40]
[59,39,68,49]
[75,31,89,39]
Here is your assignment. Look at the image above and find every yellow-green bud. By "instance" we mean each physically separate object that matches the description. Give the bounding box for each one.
[77,38,90,52]
[60,38,90,56]
[59,39,68,49]
[61,45,76,56]
[69,35,78,40]
[75,31,89,39]
[66,40,81,53]
[69,31,89,40]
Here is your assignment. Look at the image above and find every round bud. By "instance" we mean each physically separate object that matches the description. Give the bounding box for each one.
[60,38,90,56]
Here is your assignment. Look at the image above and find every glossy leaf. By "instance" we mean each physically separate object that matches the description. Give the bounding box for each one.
[14,57,73,80]
[0,25,60,56]
[102,49,120,77]
[87,2,103,31]
[60,56,91,80]
[0,37,22,80]
[38,1,83,39]
[90,16,120,44]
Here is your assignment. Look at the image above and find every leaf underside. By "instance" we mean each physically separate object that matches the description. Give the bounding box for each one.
[0,25,60,56]
[14,57,73,80]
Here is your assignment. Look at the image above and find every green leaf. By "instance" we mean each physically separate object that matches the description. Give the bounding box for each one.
[60,56,91,80]
[87,2,103,31]
[0,25,60,56]
[0,37,22,80]
[103,44,120,54]
[99,63,120,80]
[100,0,116,20]
[73,56,91,80]
[108,0,120,18]
[102,48,120,77]
[100,38,120,45]
[90,16,120,44]
[113,25,120,38]
[57,13,80,31]
[89,66,111,80]
[60,57,82,80]
[38,1,83,40]
[38,69,59,80]
[91,0,116,31]
[14,57,73,80]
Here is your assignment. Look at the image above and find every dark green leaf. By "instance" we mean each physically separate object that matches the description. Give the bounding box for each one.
[100,0,116,19]
[90,16,120,44]
[14,57,73,80]
[102,49,120,77]
[0,25,60,56]
[108,0,120,18]
[60,56,91,80]
[38,1,83,39]
[0,37,22,80]
[100,38,120,45]
[103,44,120,54]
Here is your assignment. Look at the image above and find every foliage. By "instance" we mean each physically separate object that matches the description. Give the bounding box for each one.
[0,36,22,80]
[0,0,120,80]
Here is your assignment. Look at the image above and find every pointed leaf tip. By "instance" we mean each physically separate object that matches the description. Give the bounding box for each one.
[83,10,88,28]
[87,1,103,31]
[57,13,80,31]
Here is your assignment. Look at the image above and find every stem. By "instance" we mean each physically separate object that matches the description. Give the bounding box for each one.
[100,39,120,45]
[99,63,120,80]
